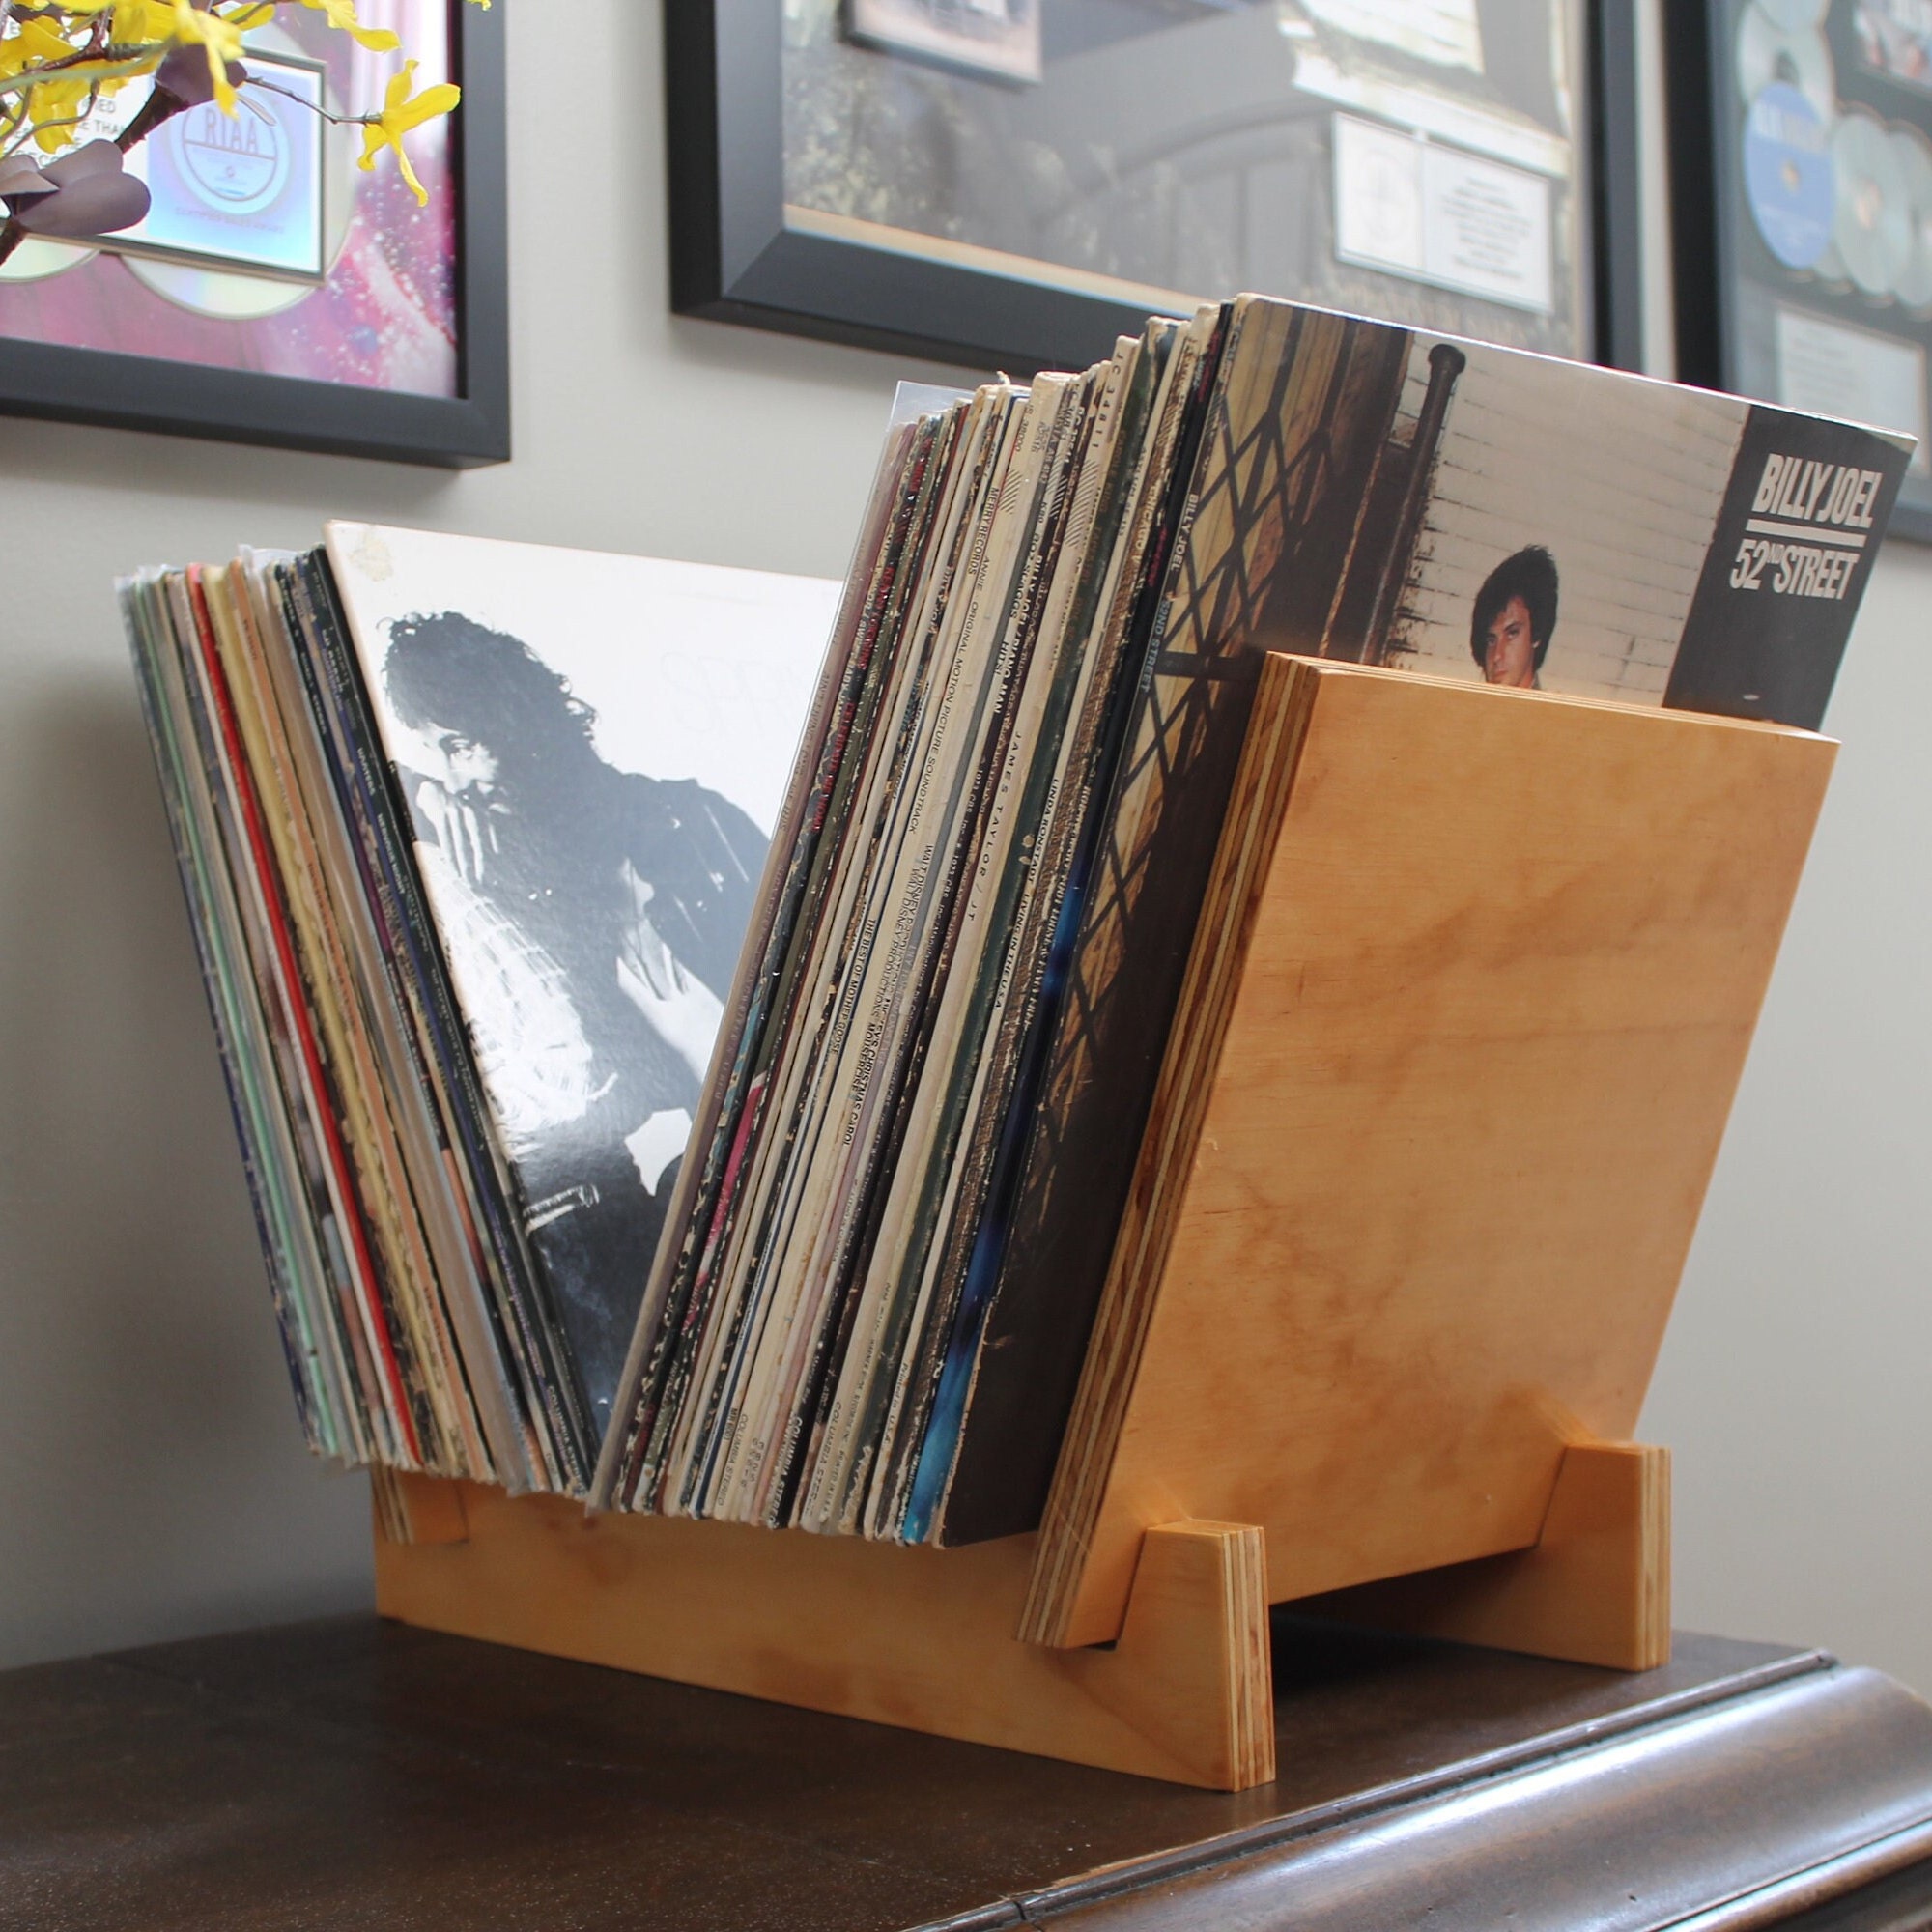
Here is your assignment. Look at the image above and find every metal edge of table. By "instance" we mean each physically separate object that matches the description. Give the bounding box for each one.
[925,1657,1932,1932]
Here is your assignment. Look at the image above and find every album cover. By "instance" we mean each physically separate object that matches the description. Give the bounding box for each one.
[325,524,838,1437]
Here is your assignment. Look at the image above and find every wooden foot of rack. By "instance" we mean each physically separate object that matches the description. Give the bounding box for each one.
[1291,1442,1671,1671]
[371,1464,469,1547]
[373,1477,1275,1791]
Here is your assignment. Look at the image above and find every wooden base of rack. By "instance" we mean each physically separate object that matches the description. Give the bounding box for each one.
[1298,1439,1672,1672]
[374,1474,1272,1790]
[375,1436,1666,1792]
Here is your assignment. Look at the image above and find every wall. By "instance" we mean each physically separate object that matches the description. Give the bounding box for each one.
[1641,543,1932,1691]
[1,0,1926,1690]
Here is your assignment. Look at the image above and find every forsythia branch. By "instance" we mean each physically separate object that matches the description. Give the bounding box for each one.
[0,0,487,243]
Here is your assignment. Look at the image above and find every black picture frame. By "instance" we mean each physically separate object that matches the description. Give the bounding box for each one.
[0,2,507,469]
[668,0,1645,376]
[1667,0,1931,544]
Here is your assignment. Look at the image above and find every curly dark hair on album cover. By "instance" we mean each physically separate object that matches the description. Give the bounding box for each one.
[384,611,600,769]
[1469,545,1560,669]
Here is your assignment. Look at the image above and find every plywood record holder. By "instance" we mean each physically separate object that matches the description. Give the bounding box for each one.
[375,656,1837,1791]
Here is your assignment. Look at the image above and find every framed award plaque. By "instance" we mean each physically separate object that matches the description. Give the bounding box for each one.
[670,0,1645,377]
[1670,0,1932,542]
[0,0,506,467]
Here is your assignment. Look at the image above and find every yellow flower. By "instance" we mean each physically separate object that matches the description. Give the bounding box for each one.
[113,3,170,39]
[0,17,90,152]
[357,58,460,207]
[88,2,178,46]
[28,81,89,151]
[0,16,79,75]
[296,0,399,54]
[168,0,245,112]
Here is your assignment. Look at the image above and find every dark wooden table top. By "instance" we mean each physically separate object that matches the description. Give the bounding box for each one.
[5,1612,1931,1931]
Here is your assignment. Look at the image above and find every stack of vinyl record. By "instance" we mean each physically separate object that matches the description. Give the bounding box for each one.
[121,536,833,1496]
[125,293,1908,1548]
[596,309,1227,1537]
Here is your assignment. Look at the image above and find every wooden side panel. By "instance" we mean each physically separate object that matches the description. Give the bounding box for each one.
[1029,660,1833,1649]
[375,1484,1274,1791]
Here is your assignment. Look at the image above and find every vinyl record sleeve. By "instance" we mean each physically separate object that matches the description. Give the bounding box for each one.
[594,419,931,1509]
[613,408,967,1511]
[124,575,363,1463]
[324,524,837,1455]
[678,390,1023,1521]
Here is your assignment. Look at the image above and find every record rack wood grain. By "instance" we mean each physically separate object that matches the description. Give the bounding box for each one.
[372,658,1837,1792]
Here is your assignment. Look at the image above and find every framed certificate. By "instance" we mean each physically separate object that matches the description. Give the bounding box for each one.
[668,0,1642,375]
[1669,0,1932,541]
[103,46,330,286]
[0,0,506,468]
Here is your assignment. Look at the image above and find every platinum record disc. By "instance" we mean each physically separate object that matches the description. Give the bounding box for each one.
[0,237,97,284]
[1737,5,1835,125]
[1813,233,1850,284]
[1833,108,1913,295]
[1745,82,1835,267]
[126,258,320,321]
[1753,0,1828,28]
[1889,122,1932,308]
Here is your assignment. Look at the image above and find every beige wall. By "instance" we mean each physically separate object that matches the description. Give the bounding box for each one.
[1641,540,1932,1691]
[1,0,1926,1690]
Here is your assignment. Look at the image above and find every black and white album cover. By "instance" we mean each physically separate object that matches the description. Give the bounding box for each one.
[326,523,838,1432]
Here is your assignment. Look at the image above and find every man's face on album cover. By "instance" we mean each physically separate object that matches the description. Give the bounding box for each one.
[421,724,502,800]
[1482,594,1539,687]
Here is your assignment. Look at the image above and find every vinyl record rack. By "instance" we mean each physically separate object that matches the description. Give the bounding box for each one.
[372,659,1835,1791]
